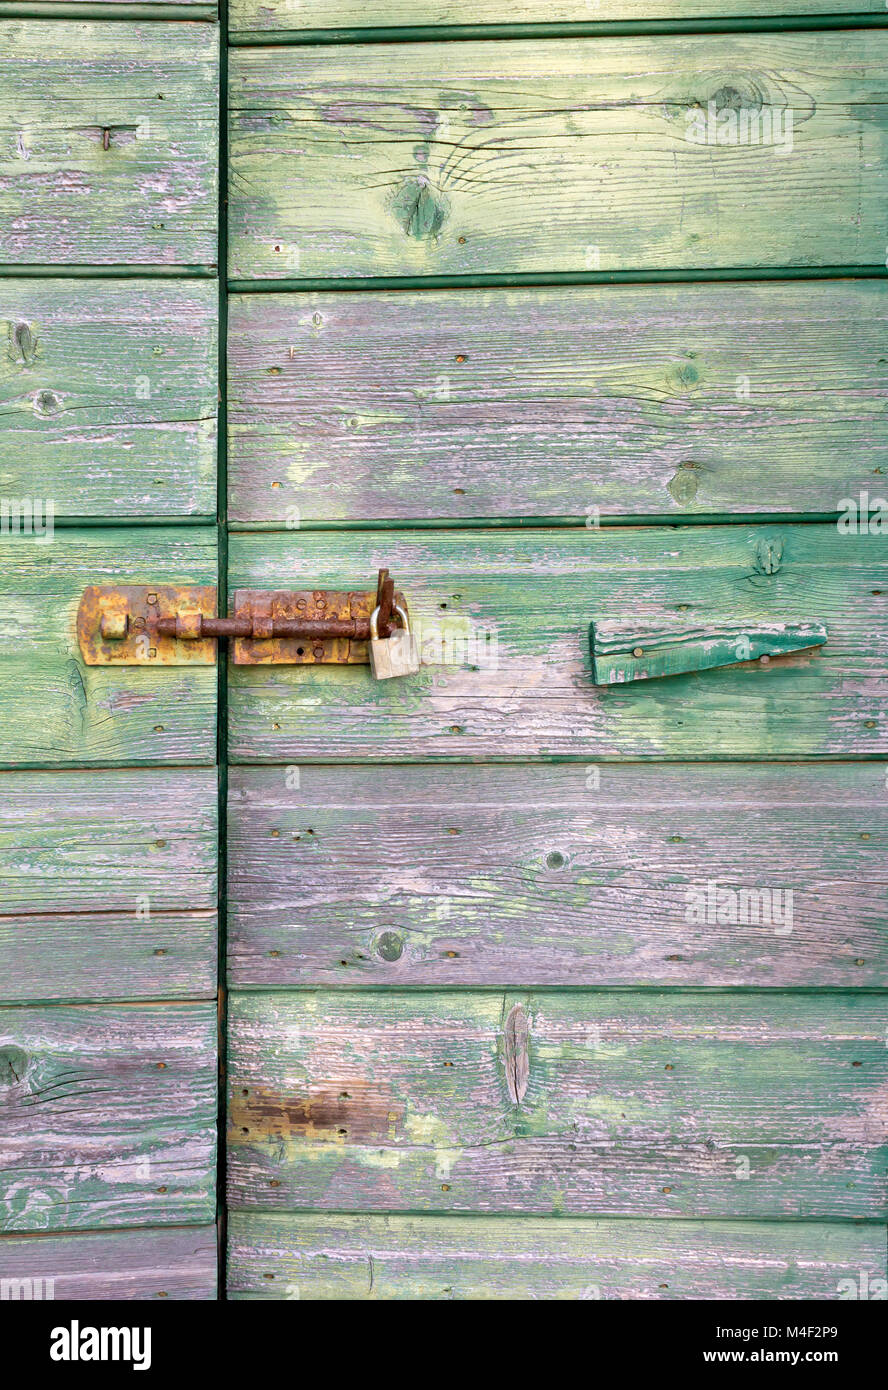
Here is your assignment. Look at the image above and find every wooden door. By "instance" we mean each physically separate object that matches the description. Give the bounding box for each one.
[0,17,219,1299]
[224,13,888,1298]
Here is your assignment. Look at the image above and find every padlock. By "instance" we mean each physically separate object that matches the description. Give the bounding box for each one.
[369,602,420,680]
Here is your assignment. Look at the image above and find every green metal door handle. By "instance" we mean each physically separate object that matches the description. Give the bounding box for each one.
[589,619,828,685]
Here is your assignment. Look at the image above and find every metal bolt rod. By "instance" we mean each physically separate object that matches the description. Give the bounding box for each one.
[154,614,385,641]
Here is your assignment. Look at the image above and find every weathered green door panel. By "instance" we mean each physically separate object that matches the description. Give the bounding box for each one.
[229,33,888,279]
[227,762,887,990]
[1,280,217,520]
[227,991,888,1220]
[228,1212,886,1301]
[230,0,884,35]
[1,1002,216,1233]
[0,1225,218,1301]
[0,527,217,768]
[227,526,886,762]
[0,21,218,267]
[0,769,217,1004]
[228,282,887,524]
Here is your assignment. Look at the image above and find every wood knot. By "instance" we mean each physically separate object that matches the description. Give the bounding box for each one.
[667,460,701,506]
[0,1045,29,1088]
[9,320,38,366]
[33,389,63,418]
[503,1004,530,1105]
[711,83,764,115]
[391,177,449,240]
[753,535,784,575]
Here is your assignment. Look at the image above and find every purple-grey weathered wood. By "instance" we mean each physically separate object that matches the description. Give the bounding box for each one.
[0,1002,216,1233]
[227,762,888,988]
[227,282,888,523]
[0,1224,217,1300]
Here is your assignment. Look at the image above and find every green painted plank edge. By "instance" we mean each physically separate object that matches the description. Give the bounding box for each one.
[0,4,216,15]
[230,17,888,46]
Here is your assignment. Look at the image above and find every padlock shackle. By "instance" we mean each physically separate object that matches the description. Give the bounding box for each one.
[370,602,410,641]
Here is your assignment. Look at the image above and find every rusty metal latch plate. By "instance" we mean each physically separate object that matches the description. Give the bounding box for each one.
[230,588,407,665]
[77,578,409,667]
[77,585,218,666]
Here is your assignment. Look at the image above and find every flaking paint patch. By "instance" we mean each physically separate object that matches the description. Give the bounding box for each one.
[434,1148,463,1180]
[404,1111,451,1148]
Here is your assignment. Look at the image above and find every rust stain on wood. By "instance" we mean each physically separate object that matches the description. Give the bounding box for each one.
[230,1082,404,1144]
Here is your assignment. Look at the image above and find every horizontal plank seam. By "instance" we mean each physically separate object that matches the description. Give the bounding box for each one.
[229,15,888,47]
[224,985,888,996]
[226,755,888,767]
[0,266,218,280]
[226,515,866,532]
[0,908,217,921]
[228,269,888,293]
[0,1221,219,1244]
[228,1206,888,1226]
[225,518,883,536]
[0,996,217,1011]
[0,4,217,16]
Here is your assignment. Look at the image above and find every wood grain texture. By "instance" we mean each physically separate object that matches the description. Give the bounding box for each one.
[228,33,888,278]
[0,912,217,1005]
[0,1224,217,1300]
[0,527,217,768]
[227,526,888,762]
[0,1002,216,1233]
[227,991,888,1219]
[227,763,888,989]
[0,769,217,914]
[228,1212,886,1301]
[0,768,217,1003]
[230,0,884,34]
[0,21,218,267]
[228,282,888,523]
[1,281,217,520]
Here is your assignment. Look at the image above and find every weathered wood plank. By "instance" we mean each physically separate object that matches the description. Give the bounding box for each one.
[0,1002,216,1233]
[0,22,218,267]
[227,763,888,989]
[227,526,888,761]
[0,769,217,914]
[1,280,217,520]
[0,767,217,1003]
[228,1212,886,1301]
[229,33,888,278]
[0,912,217,1006]
[227,282,888,523]
[231,0,884,34]
[227,991,888,1219]
[0,1224,217,1301]
[0,527,217,768]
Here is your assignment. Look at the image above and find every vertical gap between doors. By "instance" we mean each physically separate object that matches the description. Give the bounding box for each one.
[216,0,229,1303]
